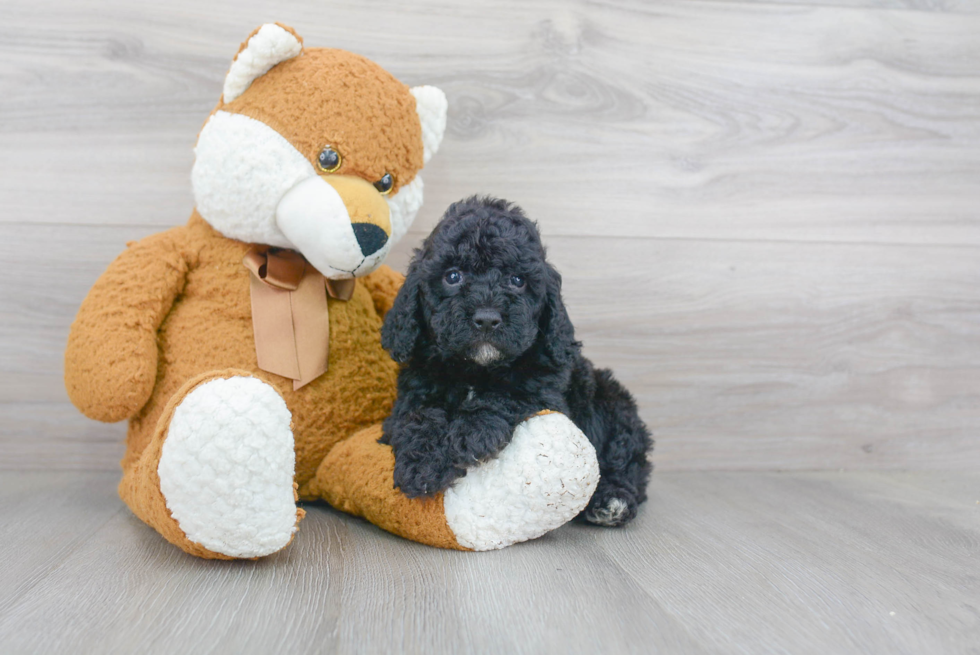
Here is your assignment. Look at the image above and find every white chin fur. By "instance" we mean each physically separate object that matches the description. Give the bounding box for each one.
[471,343,502,366]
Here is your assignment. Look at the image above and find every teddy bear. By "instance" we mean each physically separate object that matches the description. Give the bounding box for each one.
[64,23,599,560]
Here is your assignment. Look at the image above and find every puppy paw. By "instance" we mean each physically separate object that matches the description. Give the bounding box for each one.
[583,488,638,527]
[393,453,464,499]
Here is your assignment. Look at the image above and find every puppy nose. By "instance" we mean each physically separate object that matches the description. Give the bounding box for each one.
[351,223,388,256]
[473,308,502,331]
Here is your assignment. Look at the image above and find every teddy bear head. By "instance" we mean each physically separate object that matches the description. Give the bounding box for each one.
[191,23,447,278]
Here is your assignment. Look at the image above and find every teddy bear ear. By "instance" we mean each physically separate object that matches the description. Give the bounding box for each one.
[222,23,304,103]
[410,86,448,164]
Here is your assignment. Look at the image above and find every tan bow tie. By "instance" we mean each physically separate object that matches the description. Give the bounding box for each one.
[243,246,355,390]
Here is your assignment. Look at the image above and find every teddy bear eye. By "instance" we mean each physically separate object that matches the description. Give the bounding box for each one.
[317,146,342,173]
[444,269,463,285]
[510,274,526,289]
[373,173,394,195]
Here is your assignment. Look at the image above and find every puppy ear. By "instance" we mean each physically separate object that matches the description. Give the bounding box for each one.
[382,261,424,362]
[539,265,576,368]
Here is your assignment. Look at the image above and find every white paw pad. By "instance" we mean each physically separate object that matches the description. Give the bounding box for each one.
[158,376,297,558]
[444,412,600,551]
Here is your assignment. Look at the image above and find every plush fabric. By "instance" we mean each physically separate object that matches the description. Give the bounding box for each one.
[223,23,303,103]
[65,24,602,559]
[443,412,599,551]
[222,47,423,196]
[68,213,402,489]
[311,424,466,550]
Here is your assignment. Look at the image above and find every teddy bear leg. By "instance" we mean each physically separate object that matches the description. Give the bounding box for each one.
[309,424,468,550]
[119,370,303,560]
[311,412,599,551]
[442,412,600,550]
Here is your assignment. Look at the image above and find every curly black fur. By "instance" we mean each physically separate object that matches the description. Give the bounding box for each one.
[380,196,653,527]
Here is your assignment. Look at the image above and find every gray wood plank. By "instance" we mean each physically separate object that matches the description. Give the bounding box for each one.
[0,471,977,654]
[600,471,980,654]
[4,223,977,471]
[0,473,703,654]
[1,0,978,246]
[728,0,980,12]
[0,472,122,613]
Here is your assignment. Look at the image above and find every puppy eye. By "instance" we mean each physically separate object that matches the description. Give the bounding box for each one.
[317,146,342,173]
[510,274,526,289]
[373,173,394,195]
[444,269,463,285]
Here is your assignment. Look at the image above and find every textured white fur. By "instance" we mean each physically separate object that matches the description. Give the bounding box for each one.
[193,110,423,278]
[275,176,380,277]
[385,175,424,246]
[471,343,502,366]
[192,111,311,248]
[444,413,599,551]
[223,24,302,103]
[158,376,298,558]
[410,86,448,164]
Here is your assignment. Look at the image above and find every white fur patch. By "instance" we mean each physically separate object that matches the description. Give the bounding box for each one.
[192,110,419,279]
[158,376,298,558]
[275,175,378,277]
[471,343,502,366]
[386,175,424,246]
[587,497,629,526]
[410,86,448,164]
[192,110,312,248]
[444,412,599,551]
[223,24,302,103]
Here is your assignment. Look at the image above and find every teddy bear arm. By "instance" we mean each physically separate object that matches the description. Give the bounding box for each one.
[359,264,405,319]
[65,230,190,423]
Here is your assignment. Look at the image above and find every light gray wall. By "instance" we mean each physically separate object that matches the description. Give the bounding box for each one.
[2,0,978,470]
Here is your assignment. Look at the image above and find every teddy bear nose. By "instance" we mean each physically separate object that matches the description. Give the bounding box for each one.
[473,308,503,331]
[351,223,388,256]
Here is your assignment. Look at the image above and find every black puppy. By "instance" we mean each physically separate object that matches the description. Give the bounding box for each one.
[380,197,652,526]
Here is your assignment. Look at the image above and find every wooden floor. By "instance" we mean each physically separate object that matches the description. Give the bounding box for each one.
[1,470,976,654]
[1,2,978,653]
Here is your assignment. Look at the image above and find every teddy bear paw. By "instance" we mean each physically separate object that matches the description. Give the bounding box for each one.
[157,376,299,558]
[443,412,599,551]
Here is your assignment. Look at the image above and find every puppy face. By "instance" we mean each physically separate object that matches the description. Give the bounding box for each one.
[383,197,575,369]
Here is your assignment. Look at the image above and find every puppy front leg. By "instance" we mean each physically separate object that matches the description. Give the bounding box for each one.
[383,408,465,498]
[445,407,516,467]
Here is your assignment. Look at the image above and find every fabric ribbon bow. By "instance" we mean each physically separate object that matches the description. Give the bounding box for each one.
[243,246,355,390]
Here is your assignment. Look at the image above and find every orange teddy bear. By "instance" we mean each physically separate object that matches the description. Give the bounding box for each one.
[65,24,599,559]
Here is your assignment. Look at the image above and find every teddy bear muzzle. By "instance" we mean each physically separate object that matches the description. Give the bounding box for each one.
[276,174,393,278]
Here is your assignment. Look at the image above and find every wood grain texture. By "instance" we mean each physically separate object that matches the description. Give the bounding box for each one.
[0,471,977,654]
[3,224,978,471]
[2,0,979,245]
[1,0,978,471]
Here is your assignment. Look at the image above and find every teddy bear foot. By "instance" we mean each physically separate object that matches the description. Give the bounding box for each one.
[157,375,300,558]
[442,412,600,551]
